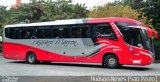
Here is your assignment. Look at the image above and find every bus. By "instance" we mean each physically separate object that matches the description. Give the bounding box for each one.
[2,17,158,68]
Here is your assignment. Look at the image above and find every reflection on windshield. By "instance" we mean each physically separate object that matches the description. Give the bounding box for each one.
[120,28,143,48]
[142,29,153,52]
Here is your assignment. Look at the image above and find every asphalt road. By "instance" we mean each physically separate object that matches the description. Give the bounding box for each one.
[0,56,160,76]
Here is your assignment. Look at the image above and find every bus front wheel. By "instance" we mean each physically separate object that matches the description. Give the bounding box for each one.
[103,55,120,69]
[26,52,38,64]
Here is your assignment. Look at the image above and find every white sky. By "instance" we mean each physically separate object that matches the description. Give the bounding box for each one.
[0,0,114,9]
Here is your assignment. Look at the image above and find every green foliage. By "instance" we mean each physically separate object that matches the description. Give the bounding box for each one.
[121,0,145,9]
[144,0,160,33]
[142,0,160,59]
[0,6,9,33]
[0,0,88,28]
[120,0,151,26]
[88,3,143,20]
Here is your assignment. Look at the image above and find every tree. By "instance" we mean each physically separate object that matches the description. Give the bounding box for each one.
[0,6,9,33]
[88,4,141,20]
[121,0,145,9]
[8,0,88,24]
[143,0,160,60]
[144,0,160,32]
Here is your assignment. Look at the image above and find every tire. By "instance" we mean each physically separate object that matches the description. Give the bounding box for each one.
[103,55,120,69]
[26,52,38,64]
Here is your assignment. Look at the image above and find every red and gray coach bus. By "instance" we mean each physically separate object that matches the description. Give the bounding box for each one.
[2,17,158,68]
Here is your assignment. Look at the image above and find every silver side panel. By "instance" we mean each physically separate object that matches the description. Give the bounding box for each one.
[4,38,107,57]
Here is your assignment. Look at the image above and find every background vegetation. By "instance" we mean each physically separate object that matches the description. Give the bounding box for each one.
[0,0,160,59]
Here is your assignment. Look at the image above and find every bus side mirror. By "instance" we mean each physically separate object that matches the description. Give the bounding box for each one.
[0,36,2,52]
[137,44,143,48]
[0,36,2,42]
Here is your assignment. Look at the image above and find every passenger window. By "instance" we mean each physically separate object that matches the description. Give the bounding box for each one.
[71,25,90,38]
[5,28,20,39]
[53,27,69,38]
[21,28,34,39]
[95,23,117,40]
[36,27,51,39]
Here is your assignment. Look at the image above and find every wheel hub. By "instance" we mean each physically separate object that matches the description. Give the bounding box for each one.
[109,58,116,65]
[29,55,35,63]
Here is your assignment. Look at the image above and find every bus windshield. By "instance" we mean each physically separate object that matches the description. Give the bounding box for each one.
[114,22,153,52]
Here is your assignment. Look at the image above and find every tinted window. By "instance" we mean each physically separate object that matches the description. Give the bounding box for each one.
[36,27,52,39]
[114,22,139,27]
[71,25,90,38]
[95,23,117,40]
[53,26,69,38]
[5,28,20,39]
[124,28,143,47]
[130,30,143,47]
[21,28,34,39]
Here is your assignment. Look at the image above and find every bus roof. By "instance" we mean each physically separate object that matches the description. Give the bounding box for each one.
[4,18,87,28]
[5,17,142,28]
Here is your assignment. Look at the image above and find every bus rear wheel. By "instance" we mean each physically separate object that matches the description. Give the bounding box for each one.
[103,55,120,69]
[26,52,38,64]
